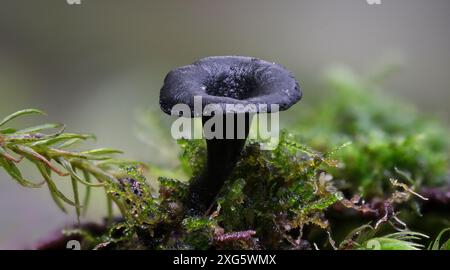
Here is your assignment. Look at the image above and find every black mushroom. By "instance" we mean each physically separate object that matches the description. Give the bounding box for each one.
[160,56,302,214]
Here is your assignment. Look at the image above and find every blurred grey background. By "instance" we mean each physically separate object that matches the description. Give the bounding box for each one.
[0,0,449,249]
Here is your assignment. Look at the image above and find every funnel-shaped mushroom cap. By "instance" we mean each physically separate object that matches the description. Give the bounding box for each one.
[160,56,302,116]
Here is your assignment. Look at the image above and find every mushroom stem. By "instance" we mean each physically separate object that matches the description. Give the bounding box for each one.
[186,113,253,214]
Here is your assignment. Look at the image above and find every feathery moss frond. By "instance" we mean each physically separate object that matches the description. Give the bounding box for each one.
[0,108,142,220]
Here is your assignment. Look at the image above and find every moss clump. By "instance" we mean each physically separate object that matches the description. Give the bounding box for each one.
[71,132,343,250]
[215,135,343,249]
[293,68,450,197]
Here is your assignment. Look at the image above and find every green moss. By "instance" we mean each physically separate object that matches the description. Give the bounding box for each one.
[181,217,216,250]
[293,68,450,197]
